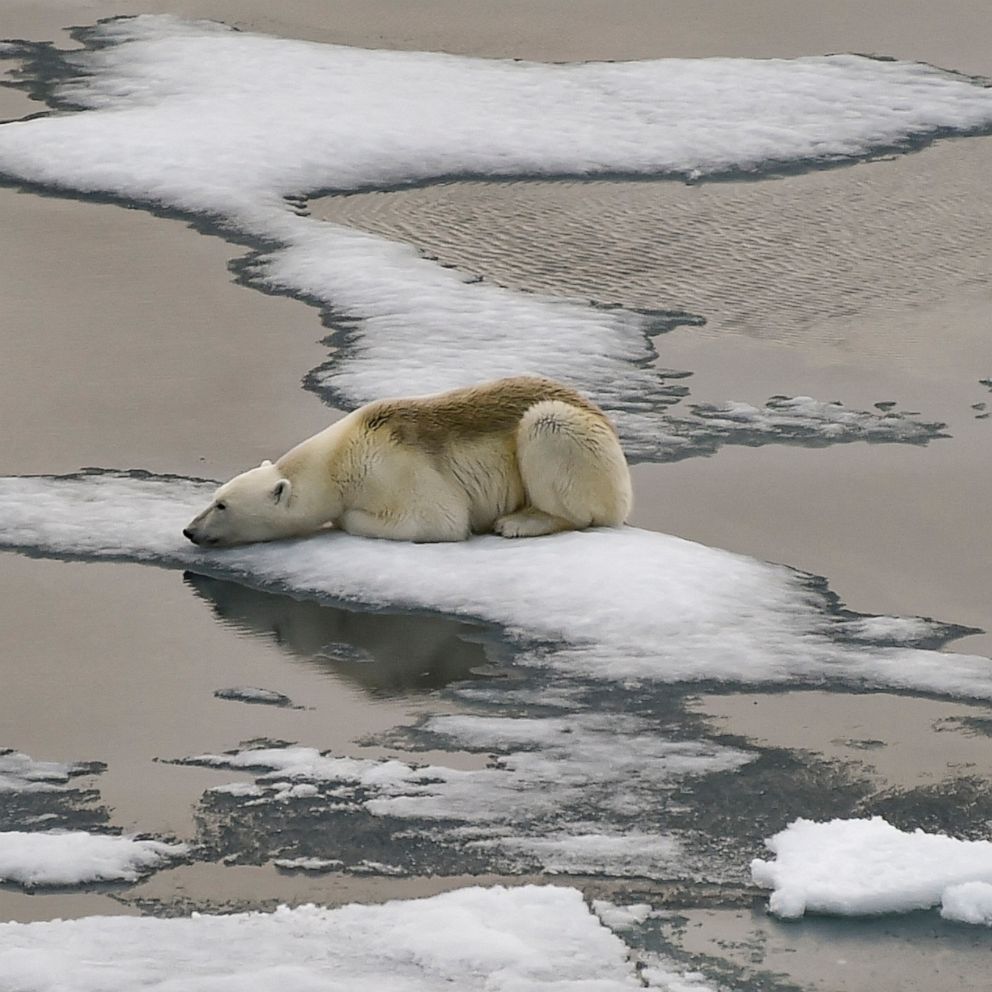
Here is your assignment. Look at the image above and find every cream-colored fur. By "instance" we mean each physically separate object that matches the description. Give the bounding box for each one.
[183,376,632,546]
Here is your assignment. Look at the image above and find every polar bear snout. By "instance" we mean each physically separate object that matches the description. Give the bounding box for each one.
[182,525,216,546]
[182,522,220,547]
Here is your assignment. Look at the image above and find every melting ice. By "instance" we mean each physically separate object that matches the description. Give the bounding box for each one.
[0,16,984,455]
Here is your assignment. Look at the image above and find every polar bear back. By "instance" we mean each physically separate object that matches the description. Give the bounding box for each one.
[356,376,614,451]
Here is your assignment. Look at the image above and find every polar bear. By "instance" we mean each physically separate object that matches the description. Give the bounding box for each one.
[183,376,631,547]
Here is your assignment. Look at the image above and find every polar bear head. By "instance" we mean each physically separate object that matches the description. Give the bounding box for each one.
[183,461,295,547]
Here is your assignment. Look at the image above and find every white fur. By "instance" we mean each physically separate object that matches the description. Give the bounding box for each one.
[184,378,632,546]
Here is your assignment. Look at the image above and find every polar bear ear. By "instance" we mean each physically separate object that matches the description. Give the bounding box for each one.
[272,479,291,505]
[260,459,272,467]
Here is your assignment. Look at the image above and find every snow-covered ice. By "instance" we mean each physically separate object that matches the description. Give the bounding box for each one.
[5,15,991,199]
[0,471,988,700]
[207,782,264,799]
[0,16,978,457]
[0,884,647,991]
[273,856,343,872]
[0,750,95,794]
[751,817,992,921]
[0,830,188,887]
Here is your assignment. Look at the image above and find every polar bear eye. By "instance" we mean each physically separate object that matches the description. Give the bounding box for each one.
[215,501,227,511]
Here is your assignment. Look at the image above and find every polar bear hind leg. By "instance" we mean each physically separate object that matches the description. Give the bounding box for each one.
[495,400,631,538]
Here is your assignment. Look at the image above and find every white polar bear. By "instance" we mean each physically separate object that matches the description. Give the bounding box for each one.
[183,376,632,547]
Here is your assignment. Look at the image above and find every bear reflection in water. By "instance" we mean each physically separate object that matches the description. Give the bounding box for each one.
[183,572,499,694]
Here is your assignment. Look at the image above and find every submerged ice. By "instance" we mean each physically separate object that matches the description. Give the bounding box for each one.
[183,713,751,878]
[0,16,981,458]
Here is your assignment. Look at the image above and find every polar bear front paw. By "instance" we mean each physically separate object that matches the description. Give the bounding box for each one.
[494,509,571,538]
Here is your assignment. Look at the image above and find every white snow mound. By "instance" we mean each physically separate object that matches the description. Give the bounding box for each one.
[751,817,992,921]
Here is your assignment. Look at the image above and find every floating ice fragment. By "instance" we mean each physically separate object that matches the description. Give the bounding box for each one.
[592,900,654,929]
[273,856,343,872]
[0,749,99,794]
[751,816,992,920]
[214,686,298,707]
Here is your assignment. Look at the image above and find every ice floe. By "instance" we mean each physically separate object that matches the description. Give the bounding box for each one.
[751,817,992,921]
[0,750,96,794]
[0,470,988,700]
[593,900,655,929]
[0,830,188,887]
[273,856,343,873]
[0,16,979,458]
[214,686,299,707]
[0,884,648,991]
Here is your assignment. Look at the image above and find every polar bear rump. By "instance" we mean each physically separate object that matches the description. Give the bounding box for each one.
[184,376,632,546]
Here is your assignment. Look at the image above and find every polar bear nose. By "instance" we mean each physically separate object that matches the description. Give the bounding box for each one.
[183,527,199,544]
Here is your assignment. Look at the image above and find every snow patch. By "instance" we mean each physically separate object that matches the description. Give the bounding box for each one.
[0,884,646,990]
[0,831,188,887]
